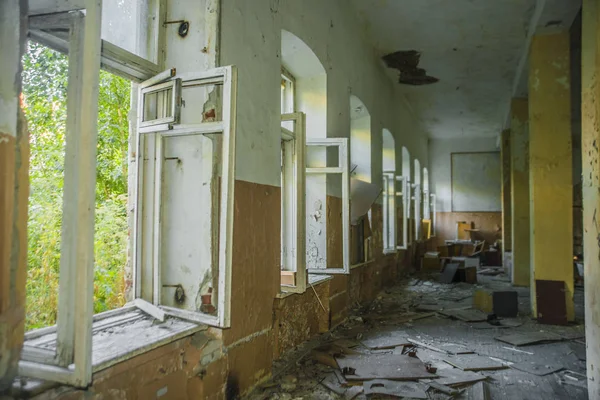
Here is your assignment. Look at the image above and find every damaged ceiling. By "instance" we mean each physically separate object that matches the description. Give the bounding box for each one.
[350,0,579,139]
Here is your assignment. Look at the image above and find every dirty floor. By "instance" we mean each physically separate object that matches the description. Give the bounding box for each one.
[247,272,588,399]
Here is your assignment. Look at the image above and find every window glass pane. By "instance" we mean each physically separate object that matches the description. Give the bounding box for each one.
[101,0,150,58]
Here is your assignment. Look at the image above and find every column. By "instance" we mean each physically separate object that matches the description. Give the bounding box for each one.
[510,99,530,287]
[528,31,574,321]
[500,129,512,269]
[581,0,600,397]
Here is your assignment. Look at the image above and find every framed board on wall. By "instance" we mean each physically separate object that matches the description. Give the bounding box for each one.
[451,152,501,212]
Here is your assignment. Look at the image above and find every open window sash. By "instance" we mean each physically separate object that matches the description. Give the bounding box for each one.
[18,0,102,387]
[382,171,397,254]
[20,0,173,386]
[430,193,437,237]
[280,113,307,293]
[133,66,237,328]
[396,175,409,250]
[306,138,350,274]
[413,183,422,240]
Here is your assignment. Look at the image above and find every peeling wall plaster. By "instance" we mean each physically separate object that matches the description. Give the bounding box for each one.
[220,0,429,188]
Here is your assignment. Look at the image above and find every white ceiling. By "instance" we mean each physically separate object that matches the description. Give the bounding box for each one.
[350,0,539,139]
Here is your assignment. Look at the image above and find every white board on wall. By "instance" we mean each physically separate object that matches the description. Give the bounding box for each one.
[451,152,501,212]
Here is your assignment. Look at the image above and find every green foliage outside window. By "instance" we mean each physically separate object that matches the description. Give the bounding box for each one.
[22,42,130,330]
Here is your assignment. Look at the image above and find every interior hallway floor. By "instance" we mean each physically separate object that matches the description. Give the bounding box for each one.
[248,272,588,399]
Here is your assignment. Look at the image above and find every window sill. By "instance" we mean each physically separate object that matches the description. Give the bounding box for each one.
[350,259,375,270]
[277,273,333,299]
[15,307,207,395]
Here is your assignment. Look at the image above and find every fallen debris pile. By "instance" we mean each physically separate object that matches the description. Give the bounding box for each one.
[249,275,587,399]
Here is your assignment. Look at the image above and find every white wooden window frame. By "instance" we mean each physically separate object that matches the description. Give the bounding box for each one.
[281,67,295,116]
[395,175,409,250]
[133,66,238,328]
[423,187,430,220]
[382,171,397,254]
[280,113,307,293]
[430,193,437,237]
[413,183,422,240]
[19,0,177,387]
[306,138,350,275]
[139,78,182,128]
[19,0,102,387]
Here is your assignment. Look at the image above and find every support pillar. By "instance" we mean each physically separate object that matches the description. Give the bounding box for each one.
[510,99,530,287]
[500,129,512,269]
[528,31,574,321]
[0,0,28,390]
[581,0,600,396]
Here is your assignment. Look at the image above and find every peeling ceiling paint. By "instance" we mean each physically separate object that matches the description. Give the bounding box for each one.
[350,0,538,139]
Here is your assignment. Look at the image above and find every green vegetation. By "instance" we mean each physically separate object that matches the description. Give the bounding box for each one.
[23,42,131,330]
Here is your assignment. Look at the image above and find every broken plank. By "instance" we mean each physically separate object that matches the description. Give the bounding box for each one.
[428,381,460,396]
[440,262,460,284]
[443,354,508,371]
[363,380,428,399]
[440,308,488,322]
[436,369,488,387]
[407,338,449,354]
[344,386,363,400]
[510,361,564,376]
[321,374,346,395]
[495,331,563,346]
[361,330,411,349]
[336,353,438,381]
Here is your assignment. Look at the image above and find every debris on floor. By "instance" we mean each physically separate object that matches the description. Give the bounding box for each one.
[248,273,587,400]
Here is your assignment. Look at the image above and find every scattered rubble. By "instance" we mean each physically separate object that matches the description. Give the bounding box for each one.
[248,273,587,399]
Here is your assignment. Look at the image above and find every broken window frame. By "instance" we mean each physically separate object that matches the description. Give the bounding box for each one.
[280,113,307,293]
[395,175,409,250]
[306,138,350,275]
[132,66,238,328]
[382,171,397,254]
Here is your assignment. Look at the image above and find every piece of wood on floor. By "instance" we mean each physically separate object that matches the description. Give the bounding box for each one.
[439,343,475,355]
[443,354,508,371]
[428,381,460,396]
[344,386,363,400]
[495,331,563,346]
[321,374,346,396]
[440,308,488,322]
[466,381,490,400]
[363,380,428,399]
[321,373,346,395]
[510,361,564,376]
[336,353,438,381]
[334,369,349,386]
[435,369,488,387]
[536,280,568,325]
[361,330,411,349]
[440,263,460,284]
